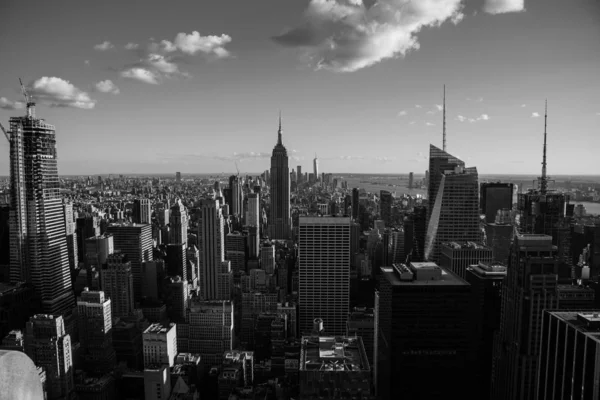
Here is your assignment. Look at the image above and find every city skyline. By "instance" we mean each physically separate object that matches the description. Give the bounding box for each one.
[1,0,599,177]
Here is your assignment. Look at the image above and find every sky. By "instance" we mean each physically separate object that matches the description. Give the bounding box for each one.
[0,0,599,176]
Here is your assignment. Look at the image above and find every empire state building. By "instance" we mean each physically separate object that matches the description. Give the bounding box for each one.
[269,116,291,240]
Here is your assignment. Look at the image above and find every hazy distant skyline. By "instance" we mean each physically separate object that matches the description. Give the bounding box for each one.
[1,0,599,176]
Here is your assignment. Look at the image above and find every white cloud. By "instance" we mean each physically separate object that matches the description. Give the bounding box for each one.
[531,112,540,118]
[476,97,483,102]
[272,0,466,72]
[415,104,422,108]
[521,104,526,107]
[145,54,182,75]
[94,41,114,51]
[483,0,525,14]
[456,115,466,122]
[425,122,435,126]
[125,42,139,50]
[398,110,408,116]
[121,68,160,84]
[456,114,488,122]
[468,118,475,123]
[29,77,96,109]
[84,60,90,66]
[174,31,232,57]
[478,114,489,121]
[374,156,396,163]
[94,80,120,94]
[435,104,443,111]
[409,121,416,125]
[426,110,435,115]
[339,155,365,160]
[0,97,25,110]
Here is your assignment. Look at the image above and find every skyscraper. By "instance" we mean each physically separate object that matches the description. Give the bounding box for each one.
[133,198,152,224]
[351,188,359,221]
[101,252,135,319]
[425,145,479,262]
[105,223,153,301]
[313,154,319,181]
[246,193,260,229]
[63,201,78,272]
[480,182,514,223]
[77,288,116,373]
[269,116,291,240]
[298,216,350,336]
[379,190,392,228]
[169,199,188,246]
[8,99,75,316]
[297,165,302,184]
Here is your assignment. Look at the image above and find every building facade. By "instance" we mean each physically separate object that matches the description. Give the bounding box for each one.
[269,119,291,240]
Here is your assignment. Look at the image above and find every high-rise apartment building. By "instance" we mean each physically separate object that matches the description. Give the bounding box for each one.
[425,145,479,262]
[269,117,291,240]
[8,102,75,316]
[298,216,350,336]
[106,223,153,301]
[379,190,392,228]
[440,241,493,280]
[480,182,514,223]
[24,314,74,400]
[77,288,116,373]
[143,323,177,368]
[408,172,414,189]
[187,299,233,367]
[375,262,471,400]
[492,234,559,400]
[537,311,600,400]
[133,198,152,224]
[297,165,302,184]
[101,252,135,319]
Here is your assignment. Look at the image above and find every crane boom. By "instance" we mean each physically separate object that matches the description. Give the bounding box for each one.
[0,122,9,142]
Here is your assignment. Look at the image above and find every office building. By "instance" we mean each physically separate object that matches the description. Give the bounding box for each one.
[63,201,79,272]
[164,276,189,323]
[299,216,351,336]
[492,234,559,400]
[440,241,493,280]
[485,209,514,265]
[466,263,507,400]
[77,289,116,374]
[24,314,74,400]
[299,335,373,399]
[187,299,233,367]
[166,243,187,280]
[226,231,247,276]
[425,145,479,262]
[8,101,75,316]
[346,307,375,367]
[105,223,153,301]
[143,323,177,368]
[297,165,302,184]
[480,182,514,223]
[388,228,405,264]
[246,192,260,229]
[379,190,392,228]
[101,252,135,319]
[408,172,414,189]
[133,198,152,224]
[313,154,319,181]
[169,199,188,246]
[141,260,164,300]
[537,311,600,400]
[176,172,181,182]
[269,117,292,240]
[144,365,171,400]
[261,241,276,274]
[351,188,359,221]
[376,262,471,400]
[85,234,114,269]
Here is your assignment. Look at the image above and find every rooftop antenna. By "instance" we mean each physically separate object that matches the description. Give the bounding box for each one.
[277,110,282,145]
[442,84,446,152]
[540,100,548,194]
[19,78,35,118]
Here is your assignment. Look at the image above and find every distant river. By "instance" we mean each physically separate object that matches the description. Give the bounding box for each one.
[575,201,600,216]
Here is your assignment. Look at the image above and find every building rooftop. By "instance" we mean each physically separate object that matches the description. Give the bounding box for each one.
[442,241,490,251]
[468,262,507,277]
[547,311,600,341]
[381,263,468,286]
[300,336,370,372]
[143,323,175,335]
[299,216,351,224]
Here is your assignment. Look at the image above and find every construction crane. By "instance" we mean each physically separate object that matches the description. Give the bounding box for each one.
[0,122,9,143]
[19,78,35,118]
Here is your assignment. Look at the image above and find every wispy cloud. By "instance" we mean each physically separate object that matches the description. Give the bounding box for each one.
[121,68,160,84]
[124,42,139,50]
[339,155,365,160]
[0,97,25,110]
[84,60,90,66]
[272,0,465,72]
[456,115,466,122]
[435,104,443,111]
[398,110,408,117]
[426,110,435,115]
[409,151,428,163]
[408,121,416,125]
[483,0,525,15]
[172,31,232,58]
[425,122,435,126]
[94,80,120,94]
[521,104,526,107]
[28,77,96,109]
[456,114,489,123]
[415,104,422,109]
[94,41,114,51]
[531,112,540,118]
[374,156,397,163]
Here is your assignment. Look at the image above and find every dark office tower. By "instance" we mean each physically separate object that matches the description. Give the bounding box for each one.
[313,154,319,181]
[481,182,514,222]
[248,226,259,259]
[63,202,79,272]
[571,223,600,280]
[101,252,135,319]
[440,241,493,280]
[176,172,181,182]
[485,209,514,265]
[269,116,291,240]
[77,288,116,374]
[222,187,232,211]
[226,231,247,277]
[169,199,188,246]
[132,198,151,224]
[412,206,427,261]
[408,172,414,189]
[198,199,230,300]
[8,96,75,316]
[425,145,479,262]
[299,216,350,336]
[375,263,471,400]
[297,165,302,184]
[537,311,600,400]
[166,244,187,280]
[0,204,9,282]
[466,263,507,400]
[351,188,360,220]
[379,190,392,228]
[230,176,244,219]
[492,234,559,400]
[105,223,153,301]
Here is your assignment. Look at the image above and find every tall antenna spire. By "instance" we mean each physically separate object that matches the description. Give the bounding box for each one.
[540,100,548,194]
[277,110,282,145]
[442,84,446,152]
